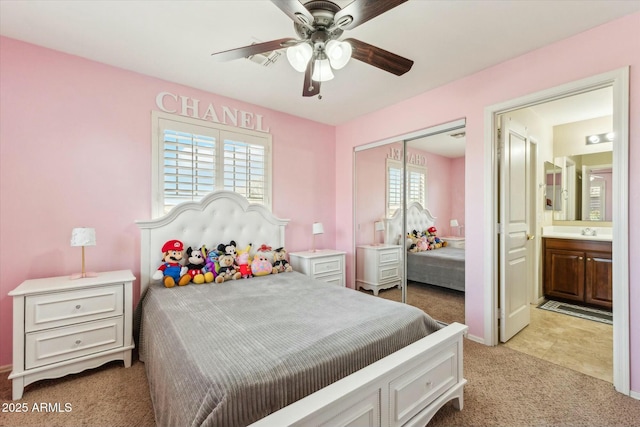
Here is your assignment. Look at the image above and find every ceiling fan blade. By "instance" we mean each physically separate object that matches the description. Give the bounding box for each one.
[334,0,408,31]
[211,38,295,61]
[344,38,413,76]
[271,0,315,30]
[302,60,321,97]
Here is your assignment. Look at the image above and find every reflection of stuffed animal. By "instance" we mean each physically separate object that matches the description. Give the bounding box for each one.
[236,252,252,279]
[185,246,214,284]
[272,247,293,273]
[152,240,190,288]
[215,253,241,283]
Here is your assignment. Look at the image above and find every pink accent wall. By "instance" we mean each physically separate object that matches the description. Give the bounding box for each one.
[335,12,640,392]
[0,37,335,367]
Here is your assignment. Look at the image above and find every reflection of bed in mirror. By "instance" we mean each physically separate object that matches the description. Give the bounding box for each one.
[384,202,465,292]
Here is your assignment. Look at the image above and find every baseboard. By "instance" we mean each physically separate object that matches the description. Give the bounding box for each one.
[0,364,12,374]
[630,390,640,400]
[466,333,485,344]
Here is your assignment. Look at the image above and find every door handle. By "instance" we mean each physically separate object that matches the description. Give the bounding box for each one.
[527,234,535,240]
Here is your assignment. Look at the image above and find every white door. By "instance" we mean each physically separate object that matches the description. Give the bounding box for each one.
[499,117,532,342]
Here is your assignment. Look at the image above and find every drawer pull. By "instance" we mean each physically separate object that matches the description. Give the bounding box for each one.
[425,380,432,388]
[75,339,82,345]
[75,304,81,310]
[578,257,583,260]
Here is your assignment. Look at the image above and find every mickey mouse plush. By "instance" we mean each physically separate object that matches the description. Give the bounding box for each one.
[185,246,214,284]
[152,240,191,288]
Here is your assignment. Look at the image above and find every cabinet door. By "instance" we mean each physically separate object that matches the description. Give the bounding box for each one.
[544,249,585,303]
[585,251,613,309]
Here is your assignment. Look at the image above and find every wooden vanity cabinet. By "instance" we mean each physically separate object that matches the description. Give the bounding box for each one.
[543,238,612,310]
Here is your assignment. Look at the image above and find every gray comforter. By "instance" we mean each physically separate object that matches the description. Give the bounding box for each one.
[139,271,440,427]
[407,247,465,292]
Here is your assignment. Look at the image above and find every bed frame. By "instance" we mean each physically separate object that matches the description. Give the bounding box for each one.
[384,201,437,245]
[137,191,467,427]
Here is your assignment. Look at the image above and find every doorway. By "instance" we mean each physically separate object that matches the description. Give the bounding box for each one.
[484,68,630,394]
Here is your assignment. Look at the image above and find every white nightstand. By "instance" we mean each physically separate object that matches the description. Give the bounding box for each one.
[441,236,465,249]
[289,250,346,286]
[8,270,136,400]
[356,244,403,295]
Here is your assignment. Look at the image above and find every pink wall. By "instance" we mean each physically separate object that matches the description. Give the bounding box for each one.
[335,12,640,392]
[0,37,335,367]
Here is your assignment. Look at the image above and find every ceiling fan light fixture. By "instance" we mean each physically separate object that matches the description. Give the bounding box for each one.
[311,58,334,82]
[286,42,313,72]
[326,40,352,69]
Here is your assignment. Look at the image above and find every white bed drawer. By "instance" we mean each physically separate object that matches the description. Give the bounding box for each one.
[25,284,124,332]
[389,343,458,426]
[25,316,124,369]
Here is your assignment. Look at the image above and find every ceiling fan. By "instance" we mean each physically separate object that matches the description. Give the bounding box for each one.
[211,0,414,98]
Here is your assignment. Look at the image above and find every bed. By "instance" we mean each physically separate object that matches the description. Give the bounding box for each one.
[384,202,466,292]
[137,191,467,427]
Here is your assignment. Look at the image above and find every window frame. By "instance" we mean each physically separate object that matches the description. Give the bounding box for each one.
[151,111,272,218]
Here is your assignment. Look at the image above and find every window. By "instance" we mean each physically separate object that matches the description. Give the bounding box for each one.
[152,111,272,217]
[386,158,427,217]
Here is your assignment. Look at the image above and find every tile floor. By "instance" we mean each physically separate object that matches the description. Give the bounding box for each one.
[502,304,613,383]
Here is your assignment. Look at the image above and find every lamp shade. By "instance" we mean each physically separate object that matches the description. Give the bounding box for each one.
[286,43,313,72]
[449,219,459,227]
[70,228,96,247]
[374,221,385,232]
[326,40,352,69]
[312,222,324,235]
[311,58,334,82]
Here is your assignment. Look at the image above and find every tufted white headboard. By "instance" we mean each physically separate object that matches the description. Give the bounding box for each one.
[384,202,437,245]
[136,191,289,294]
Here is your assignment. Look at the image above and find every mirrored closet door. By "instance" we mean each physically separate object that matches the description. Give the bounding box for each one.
[353,119,466,325]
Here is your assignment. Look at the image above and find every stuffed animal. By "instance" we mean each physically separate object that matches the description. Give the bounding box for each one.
[204,246,220,280]
[251,252,273,277]
[215,253,241,283]
[152,240,191,288]
[236,251,252,279]
[185,246,214,284]
[217,241,238,258]
[251,244,273,277]
[272,247,293,273]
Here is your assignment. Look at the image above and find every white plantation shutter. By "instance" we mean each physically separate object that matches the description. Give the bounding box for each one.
[153,113,271,217]
[222,133,267,204]
[386,159,427,217]
[162,129,216,212]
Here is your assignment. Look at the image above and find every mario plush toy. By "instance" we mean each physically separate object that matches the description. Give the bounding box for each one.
[152,240,191,288]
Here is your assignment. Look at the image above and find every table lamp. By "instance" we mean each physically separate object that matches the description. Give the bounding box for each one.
[312,222,324,252]
[450,219,459,236]
[70,227,97,279]
[373,221,385,245]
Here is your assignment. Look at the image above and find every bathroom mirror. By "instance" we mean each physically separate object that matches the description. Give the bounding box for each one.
[544,161,562,212]
[550,152,612,221]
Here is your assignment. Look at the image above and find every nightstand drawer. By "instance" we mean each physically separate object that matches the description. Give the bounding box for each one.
[25,316,124,369]
[378,265,400,283]
[378,248,400,265]
[26,284,124,332]
[319,274,345,287]
[311,256,343,276]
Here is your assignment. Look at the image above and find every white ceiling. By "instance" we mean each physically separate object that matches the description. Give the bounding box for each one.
[1,1,638,127]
